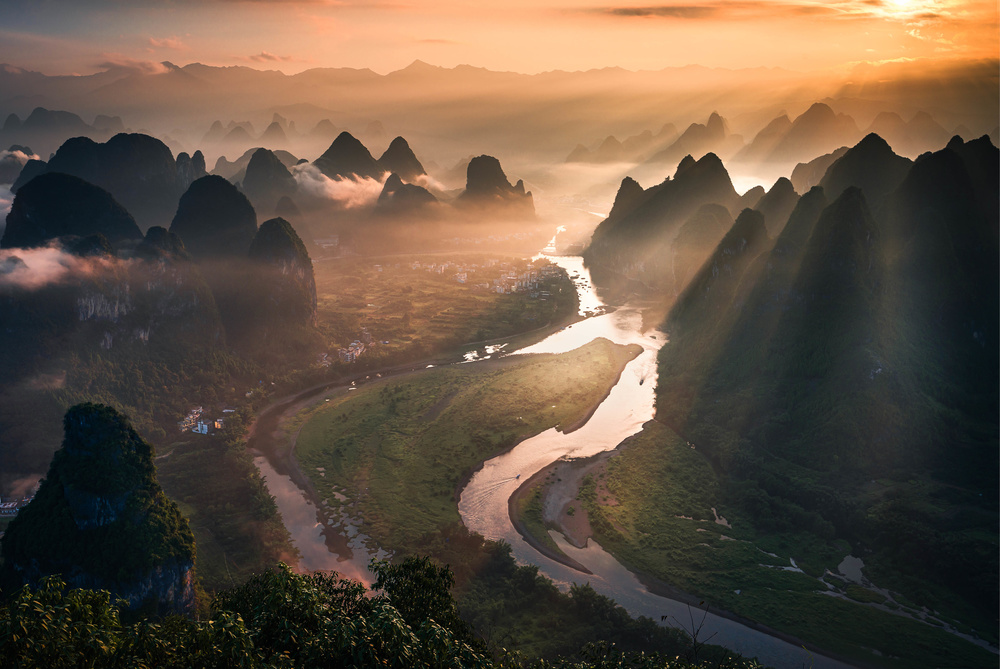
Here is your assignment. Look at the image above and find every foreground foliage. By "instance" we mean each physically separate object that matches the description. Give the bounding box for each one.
[0,560,765,669]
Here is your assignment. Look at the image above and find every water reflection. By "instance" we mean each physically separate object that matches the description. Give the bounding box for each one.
[255,456,375,583]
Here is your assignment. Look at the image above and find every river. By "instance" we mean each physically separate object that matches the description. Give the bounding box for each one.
[458,253,855,669]
[253,238,857,668]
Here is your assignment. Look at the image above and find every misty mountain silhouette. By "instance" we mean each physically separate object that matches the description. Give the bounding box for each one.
[754,177,799,235]
[566,124,679,164]
[242,148,297,211]
[818,133,912,211]
[135,225,191,262]
[646,112,738,165]
[864,110,951,157]
[0,107,115,159]
[275,195,301,218]
[377,173,437,215]
[671,203,735,293]
[457,155,534,215]
[764,102,859,164]
[92,114,124,134]
[201,120,227,145]
[313,131,386,181]
[308,119,340,140]
[247,217,317,327]
[175,150,207,189]
[790,145,848,193]
[259,121,288,146]
[221,125,254,148]
[585,152,740,295]
[20,133,184,230]
[169,175,258,259]
[738,185,765,210]
[734,113,792,163]
[2,172,142,249]
[213,147,298,181]
[377,137,427,183]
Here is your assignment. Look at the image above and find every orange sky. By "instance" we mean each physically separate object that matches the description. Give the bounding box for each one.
[1,0,997,75]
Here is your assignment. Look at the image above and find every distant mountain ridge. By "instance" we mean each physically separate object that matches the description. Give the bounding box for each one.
[1,58,993,165]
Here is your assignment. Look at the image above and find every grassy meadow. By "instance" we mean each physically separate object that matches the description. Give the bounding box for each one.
[581,421,997,669]
[293,338,641,554]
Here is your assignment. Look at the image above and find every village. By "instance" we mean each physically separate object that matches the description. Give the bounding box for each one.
[177,405,237,436]
[0,483,39,522]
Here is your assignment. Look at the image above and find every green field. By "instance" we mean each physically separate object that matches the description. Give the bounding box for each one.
[581,420,998,669]
[293,338,641,555]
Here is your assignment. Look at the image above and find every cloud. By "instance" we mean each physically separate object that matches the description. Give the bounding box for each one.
[1,150,39,186]
[589,1,915,21]
[603,5,719,18]
[25,371,67,391]
[5,476,41,500]
[148,36,187,50]
[412,173,446,192]
[292,164,385,208]
[95,54,169,74]
[0,247,89,291]
[246,51,295,62]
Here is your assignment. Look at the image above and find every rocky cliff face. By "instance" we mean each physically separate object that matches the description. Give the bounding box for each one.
[0,403,196,615]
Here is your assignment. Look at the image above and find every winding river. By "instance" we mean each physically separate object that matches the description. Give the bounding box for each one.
[254,239,856,668]
[458,254,854,669]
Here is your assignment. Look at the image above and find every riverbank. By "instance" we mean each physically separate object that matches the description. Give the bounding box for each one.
[243,288,592,569]
[510,432,870,668]
[254,334,640,570]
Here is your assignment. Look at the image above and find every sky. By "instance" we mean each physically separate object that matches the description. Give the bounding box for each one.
[0,0,996,76]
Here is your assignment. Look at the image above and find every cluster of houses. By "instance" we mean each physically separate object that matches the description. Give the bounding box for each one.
[0,485,38,519]
[478,261,562,296]
[177,405,235,435]
[339,327,373,363]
